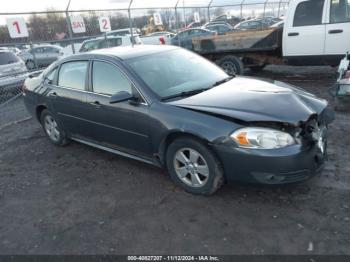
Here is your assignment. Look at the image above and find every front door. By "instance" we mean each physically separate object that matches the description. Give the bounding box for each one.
[325,0,350,55]
[283,0,327,58]
[84,60,152,156]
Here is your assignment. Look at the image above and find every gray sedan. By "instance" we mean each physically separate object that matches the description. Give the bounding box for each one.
[19,45,63,70]
[23,45,333,195]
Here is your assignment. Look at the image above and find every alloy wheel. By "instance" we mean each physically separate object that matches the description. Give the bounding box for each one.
[173,148,209,188]
[44,115,60,142]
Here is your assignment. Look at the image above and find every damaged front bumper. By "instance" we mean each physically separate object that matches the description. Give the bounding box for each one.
[212,140,327,185]
[211,108,334,185]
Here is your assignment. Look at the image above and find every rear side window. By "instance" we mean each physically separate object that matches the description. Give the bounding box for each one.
[0,52,19,65]
[92,61,132,96]
[293,0,325,26]
[34,47,44,54]
[330,0,350,23]
[45,47,59,53]
[58,61,88,90]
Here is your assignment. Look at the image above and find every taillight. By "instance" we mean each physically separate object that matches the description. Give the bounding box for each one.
[159,37,165,45]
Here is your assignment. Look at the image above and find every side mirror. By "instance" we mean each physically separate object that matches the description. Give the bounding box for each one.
[110,91,134,104]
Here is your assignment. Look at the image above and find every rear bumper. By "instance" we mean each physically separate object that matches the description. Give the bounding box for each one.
[212,142,326,185]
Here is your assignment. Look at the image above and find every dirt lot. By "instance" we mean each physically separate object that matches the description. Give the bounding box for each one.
[0,66,349,255]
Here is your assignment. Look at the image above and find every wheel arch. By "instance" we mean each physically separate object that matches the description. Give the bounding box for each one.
[35,104,48,122]
[157,131,216,167]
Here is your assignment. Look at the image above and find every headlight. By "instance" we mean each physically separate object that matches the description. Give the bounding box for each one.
[230,127,295,149]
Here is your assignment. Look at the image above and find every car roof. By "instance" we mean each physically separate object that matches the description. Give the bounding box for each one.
[90,45,179,60]
[83,36,123,43]
[33,45,61,49]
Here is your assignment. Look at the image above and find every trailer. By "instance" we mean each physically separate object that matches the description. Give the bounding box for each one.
[191,28,284,75]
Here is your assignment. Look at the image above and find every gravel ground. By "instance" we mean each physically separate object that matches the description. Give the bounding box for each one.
[0,66,349,255]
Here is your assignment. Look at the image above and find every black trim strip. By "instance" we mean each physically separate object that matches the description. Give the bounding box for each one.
[71,137,155,165]
[58,113,149,138]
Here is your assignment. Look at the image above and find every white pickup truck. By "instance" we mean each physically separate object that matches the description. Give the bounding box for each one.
[192,0,350,74]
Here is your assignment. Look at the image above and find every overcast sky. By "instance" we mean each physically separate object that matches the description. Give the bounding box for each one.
[0,0,285,25]
[0,0,275,13]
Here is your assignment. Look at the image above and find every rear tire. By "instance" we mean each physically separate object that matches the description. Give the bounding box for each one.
[216,55,244,75]
[166,137,224,195]
[40,109,68,146]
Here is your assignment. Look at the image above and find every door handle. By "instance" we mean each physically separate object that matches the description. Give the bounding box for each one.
[288,32,299,37]
[49,92,57,97]
[328,29,343,34]
[89,101,102,108]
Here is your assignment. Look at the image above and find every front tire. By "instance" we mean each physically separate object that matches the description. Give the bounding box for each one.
[166,137,224,195]
[40,109,68,146]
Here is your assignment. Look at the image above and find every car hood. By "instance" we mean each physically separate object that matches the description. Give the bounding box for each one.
[168,77,328,126]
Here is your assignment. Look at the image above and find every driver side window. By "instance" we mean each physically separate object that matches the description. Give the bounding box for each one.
[92,61,133,96]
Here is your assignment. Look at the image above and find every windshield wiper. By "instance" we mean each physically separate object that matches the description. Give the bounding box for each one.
[161,88,211,101]
[211,76,234,87]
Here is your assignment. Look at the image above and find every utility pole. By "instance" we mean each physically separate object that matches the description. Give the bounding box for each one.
[208,0,214,22]
[183,0,186,28]
[128,0,134,47]
[65,0,75,54]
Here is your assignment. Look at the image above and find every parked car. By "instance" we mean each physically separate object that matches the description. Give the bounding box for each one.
[19,45,64,70]
[141,31,175,45]
[106,28,141,37]
[146,31,175,37]
[23,45,333,195]
[171,28,216,50]
[261,16,282,26]
[0,50,28,95]
[233,19,269,31]
[0,46,21,55]
[210,15,242,25]
[203,23,233,35]
[79,36,140,53]
[270,20,284,28]
[185,22,202,29]
[203,21,233,28]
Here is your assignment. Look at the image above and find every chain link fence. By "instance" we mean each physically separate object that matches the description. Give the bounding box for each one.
[0,0,289,108]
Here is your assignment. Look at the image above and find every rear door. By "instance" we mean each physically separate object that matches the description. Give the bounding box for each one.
[283,0,327,59]
[325,0,350,56]
[84,60,152,156]
[50,60,91,137]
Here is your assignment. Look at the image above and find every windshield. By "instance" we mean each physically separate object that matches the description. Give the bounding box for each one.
[127,49,228,99]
